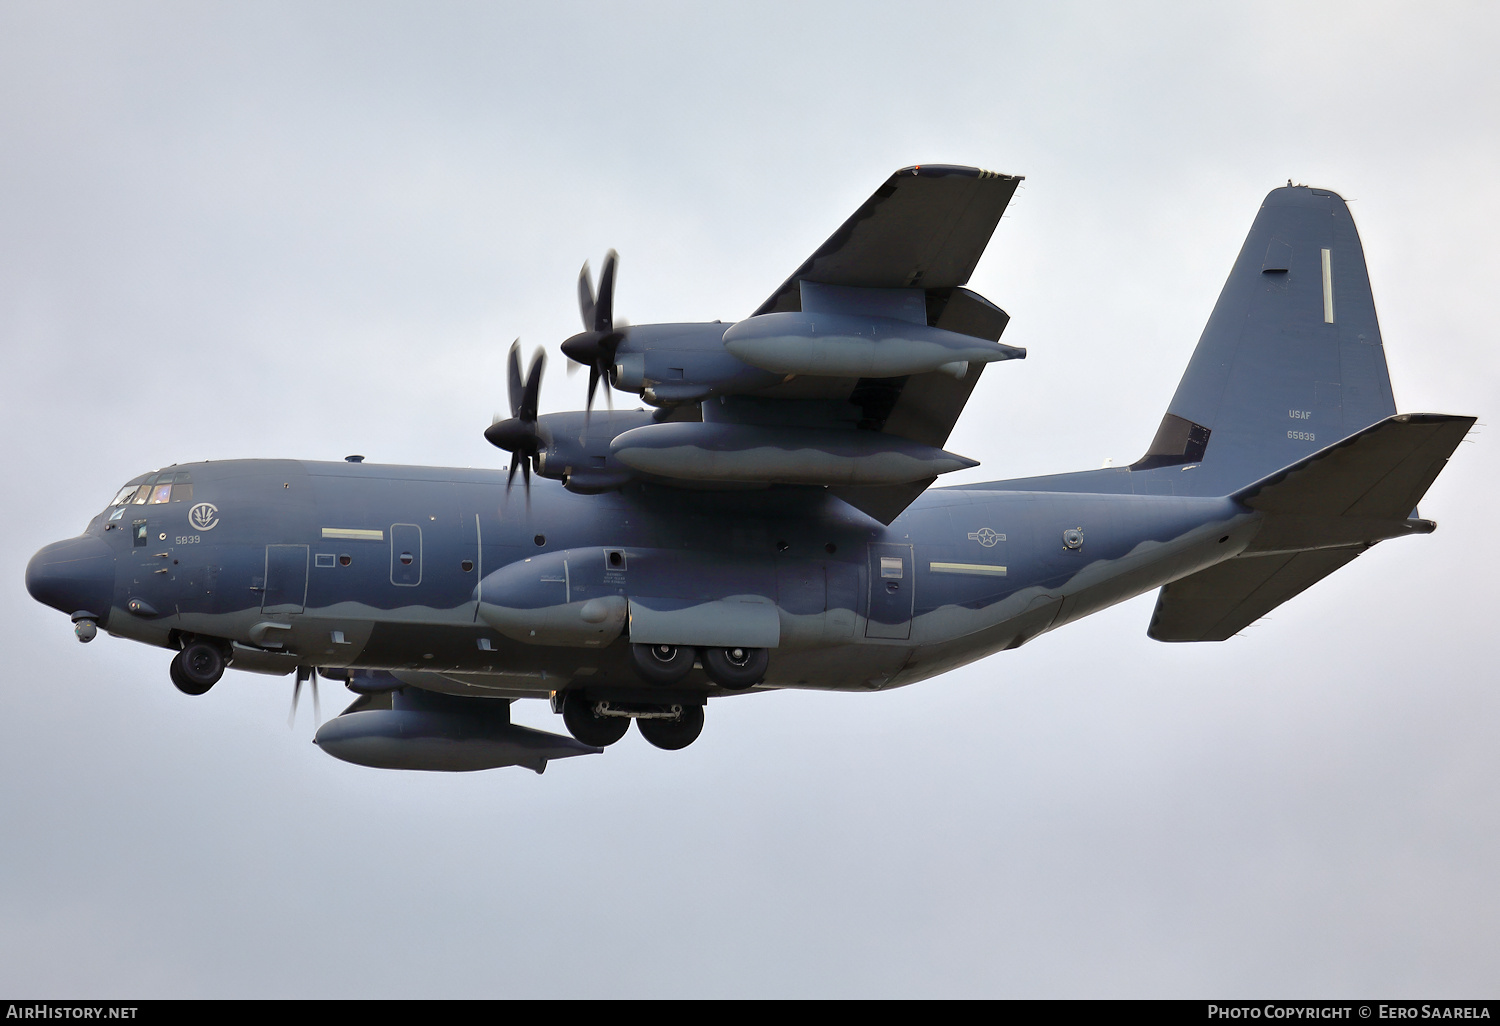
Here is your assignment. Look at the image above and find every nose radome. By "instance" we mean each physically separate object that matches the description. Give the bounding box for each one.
[25,535,116,624]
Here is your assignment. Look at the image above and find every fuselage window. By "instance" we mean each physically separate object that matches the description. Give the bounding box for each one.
[171,483,193,503]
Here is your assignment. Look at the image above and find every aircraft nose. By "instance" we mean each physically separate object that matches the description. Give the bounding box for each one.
[25,535,116,624]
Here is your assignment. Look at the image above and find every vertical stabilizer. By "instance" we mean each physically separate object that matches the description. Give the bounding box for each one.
[1138,186,1397,495]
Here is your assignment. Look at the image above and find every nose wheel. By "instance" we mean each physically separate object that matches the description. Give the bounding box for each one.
[169,640,226,696]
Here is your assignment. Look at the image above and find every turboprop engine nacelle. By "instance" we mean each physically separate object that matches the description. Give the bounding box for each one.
[608,323,783,404]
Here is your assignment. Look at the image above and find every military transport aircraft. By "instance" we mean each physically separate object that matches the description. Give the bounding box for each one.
[25,165,1474,774]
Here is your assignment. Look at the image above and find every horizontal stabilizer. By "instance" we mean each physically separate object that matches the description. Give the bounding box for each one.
[1149,413,1473,641]
[1234,413,1475,525]
[1148,549,1361,642]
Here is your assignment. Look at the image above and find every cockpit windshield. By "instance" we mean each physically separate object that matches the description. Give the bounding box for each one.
[107,471,193,511]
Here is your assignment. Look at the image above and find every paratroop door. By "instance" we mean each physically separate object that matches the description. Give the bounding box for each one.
[865,543,913,640]
[263,545,308,613]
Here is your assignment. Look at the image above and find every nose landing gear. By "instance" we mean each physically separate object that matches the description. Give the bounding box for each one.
[170,639,227,696]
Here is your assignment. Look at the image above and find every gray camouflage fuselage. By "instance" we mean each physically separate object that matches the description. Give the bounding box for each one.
[60,458,1250,696]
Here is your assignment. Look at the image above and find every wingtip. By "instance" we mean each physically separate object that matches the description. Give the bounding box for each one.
[891,164,1022,181]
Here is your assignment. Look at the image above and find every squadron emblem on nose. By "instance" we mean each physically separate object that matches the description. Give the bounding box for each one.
[967,528,1004,547]
[188,503,219,531]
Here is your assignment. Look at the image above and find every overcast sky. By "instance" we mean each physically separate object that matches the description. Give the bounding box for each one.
[2,1,1497,998]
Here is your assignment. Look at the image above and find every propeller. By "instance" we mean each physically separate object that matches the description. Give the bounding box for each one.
[561,249,625,415]
[484,339,547,498]
[289,664,321,728]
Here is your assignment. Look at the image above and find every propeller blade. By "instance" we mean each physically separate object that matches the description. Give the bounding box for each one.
[563,251,624,417]
[586,363,601,415]
[289,665,310,727]
[507,339,523,418]
[520,348,546,422]
[594,249,617,332]
[577,261,596,331]
[311,666,321,723]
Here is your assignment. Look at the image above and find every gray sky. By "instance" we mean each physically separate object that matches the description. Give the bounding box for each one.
[2,1,1496,997]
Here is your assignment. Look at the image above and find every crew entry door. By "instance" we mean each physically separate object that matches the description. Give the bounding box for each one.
[263,545,308,614]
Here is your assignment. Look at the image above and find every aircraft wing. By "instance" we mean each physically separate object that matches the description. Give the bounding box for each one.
[753,166,1022,523]
[753,165,1023,315]
[545,166,1026,525]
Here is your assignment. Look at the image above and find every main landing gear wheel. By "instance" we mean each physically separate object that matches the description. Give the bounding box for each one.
[561,691,630,747]
[702,646,768,690]
[170,641,225,696]
[636,704,705,751]
[629,642,695,684]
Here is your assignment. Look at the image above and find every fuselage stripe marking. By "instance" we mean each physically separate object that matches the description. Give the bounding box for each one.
[322,528,385,540]
[929,561,1007,576]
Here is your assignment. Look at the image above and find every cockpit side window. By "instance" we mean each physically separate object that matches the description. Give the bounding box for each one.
[116,471,192,508]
